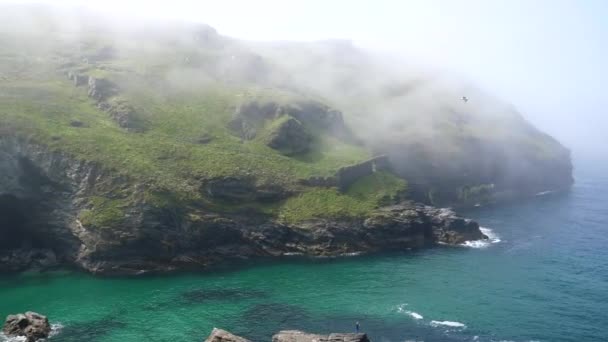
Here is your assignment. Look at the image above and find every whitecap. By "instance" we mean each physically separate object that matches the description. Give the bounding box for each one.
[430,320,467,328]
[406,311,424,320]
[49,323,64,337]
[461,227,501,248]
[396,303,408,313]
[535,190,554,196]
[395,304,424,320]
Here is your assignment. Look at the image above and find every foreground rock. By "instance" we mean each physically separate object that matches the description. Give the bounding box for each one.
[3,312,51,342]
[205,328,252,342]
[203,329,370,342]
[273,330,370,342]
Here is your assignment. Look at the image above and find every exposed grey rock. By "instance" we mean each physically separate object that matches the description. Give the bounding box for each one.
[83,77,143,131]
[98,98,142,132]
[87,77,117,101]
[66,71,88,86]
[3,312,51,342]
[205,328,252,342]
[273,330,370,342]
[265,116,312,155]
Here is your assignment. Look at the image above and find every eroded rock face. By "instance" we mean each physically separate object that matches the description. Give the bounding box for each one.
[205,328,252,342]
[272,330,370,342]
[0,137,485,276]
[98,98,142,132]
[0,249,58,273]
[87,77,117,101]
[63,74,142,131]
[245,203,485,258]
[3,312,51,342]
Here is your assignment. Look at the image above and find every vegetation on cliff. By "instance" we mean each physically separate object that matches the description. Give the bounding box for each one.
[0,5,572,229]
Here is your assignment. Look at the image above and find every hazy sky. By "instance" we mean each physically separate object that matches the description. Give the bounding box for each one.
[3,0,607,160]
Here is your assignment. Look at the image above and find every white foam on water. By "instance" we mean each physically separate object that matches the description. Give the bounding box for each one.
[396,303,408,312]
[535,190,554,196]
[0,334,27,342]
[0,323,63,341]
[430,320,467,328]
[49,323,64,337]
[395,304,424,320]
[461,227,501,248]
[406,311,424,320]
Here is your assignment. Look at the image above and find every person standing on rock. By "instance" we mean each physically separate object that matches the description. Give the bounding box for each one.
[355,321,360,333]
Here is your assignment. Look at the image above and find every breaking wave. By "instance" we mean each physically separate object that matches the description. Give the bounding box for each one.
[429,320,467,328]
[396,304,424,320]
[462,227,501,248]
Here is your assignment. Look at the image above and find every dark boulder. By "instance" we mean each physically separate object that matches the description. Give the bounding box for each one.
[197,133,214,144]
[272,330,370,342]
[3,312,51,342]
[70,120,85,127]
[265,116,312,155]
[204,328,252,342]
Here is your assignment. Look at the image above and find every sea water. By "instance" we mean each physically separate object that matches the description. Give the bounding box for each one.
[1,162,607,342]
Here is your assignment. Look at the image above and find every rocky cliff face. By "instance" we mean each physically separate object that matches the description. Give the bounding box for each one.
[0,137,485,275]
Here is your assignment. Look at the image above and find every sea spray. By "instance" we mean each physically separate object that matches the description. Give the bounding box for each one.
[461,227,501,248]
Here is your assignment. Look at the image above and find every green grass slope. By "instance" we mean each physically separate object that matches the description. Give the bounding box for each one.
[0,17,406,223]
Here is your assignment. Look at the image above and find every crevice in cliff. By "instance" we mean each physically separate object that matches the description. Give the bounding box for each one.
[0,193,30,249]
[0,151,77,254]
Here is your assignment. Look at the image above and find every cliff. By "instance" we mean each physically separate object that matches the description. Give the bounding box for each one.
[0,136,483,275]
[0,5,571,274]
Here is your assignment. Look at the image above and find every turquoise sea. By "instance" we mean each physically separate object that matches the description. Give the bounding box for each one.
[1,162,607,342]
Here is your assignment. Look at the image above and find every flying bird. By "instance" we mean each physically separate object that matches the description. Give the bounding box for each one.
[462,96,469,103]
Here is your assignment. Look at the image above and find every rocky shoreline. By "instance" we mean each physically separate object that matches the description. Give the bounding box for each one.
[0,203,486,276]
[206,328,370,342]
[2,316,370,342]
[0,136,486,276]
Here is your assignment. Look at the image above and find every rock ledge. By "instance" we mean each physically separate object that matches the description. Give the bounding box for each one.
[204,328,370,342]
